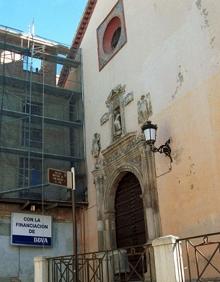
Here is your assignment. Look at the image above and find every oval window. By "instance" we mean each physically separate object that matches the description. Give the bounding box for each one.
[103,17,121,54]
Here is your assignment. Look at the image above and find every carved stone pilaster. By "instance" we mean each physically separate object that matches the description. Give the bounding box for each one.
[104,211,116,250]
[92,169,106,250]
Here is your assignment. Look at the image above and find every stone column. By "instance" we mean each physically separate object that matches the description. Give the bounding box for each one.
[93,170,105,250]
[140,142,161,240]
[104,211,117,250]
[152,235,185,282]
[34,256,48,282]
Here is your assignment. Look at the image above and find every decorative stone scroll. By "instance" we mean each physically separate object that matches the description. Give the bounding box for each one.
[100,112,109,125]
[106,84,126,106]
[123,91,134,106]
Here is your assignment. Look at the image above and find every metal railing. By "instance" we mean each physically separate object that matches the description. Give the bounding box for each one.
[177,232,220,282]
[47,244,155,282]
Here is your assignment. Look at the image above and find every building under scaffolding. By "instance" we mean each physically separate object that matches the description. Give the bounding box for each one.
[0,25,86,207]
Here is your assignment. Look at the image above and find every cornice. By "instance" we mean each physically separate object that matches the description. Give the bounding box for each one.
[58,0,97,86]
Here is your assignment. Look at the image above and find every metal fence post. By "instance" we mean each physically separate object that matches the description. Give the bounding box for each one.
[71,167,78,281]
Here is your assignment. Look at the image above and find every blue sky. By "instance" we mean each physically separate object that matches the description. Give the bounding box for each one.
[0,0,87,46]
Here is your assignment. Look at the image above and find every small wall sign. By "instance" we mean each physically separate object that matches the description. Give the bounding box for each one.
[11,213,52,247]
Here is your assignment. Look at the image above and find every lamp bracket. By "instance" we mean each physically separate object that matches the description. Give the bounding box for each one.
[151,139,173,163]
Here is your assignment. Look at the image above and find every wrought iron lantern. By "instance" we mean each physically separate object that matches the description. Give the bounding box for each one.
[141,121,172,162]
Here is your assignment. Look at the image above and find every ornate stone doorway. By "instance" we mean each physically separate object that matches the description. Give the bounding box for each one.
[115,172,147,248]
[92,132,161,251]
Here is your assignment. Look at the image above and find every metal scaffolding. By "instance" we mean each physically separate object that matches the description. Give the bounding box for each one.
[0,25,86,207]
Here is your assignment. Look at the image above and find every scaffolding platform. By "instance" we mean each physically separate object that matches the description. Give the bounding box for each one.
[0,25,86,205]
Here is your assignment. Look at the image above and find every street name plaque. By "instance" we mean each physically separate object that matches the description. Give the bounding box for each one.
[48,168,68,187]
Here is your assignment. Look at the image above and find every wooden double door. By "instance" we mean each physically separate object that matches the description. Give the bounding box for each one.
[115,172,147,248]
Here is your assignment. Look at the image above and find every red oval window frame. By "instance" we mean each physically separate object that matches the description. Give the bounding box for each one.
[103,17,121,54]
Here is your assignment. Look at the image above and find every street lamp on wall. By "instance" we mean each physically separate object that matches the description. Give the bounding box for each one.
[141,121,173,163]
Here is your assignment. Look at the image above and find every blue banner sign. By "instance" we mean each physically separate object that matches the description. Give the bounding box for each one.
[11,213,52,247]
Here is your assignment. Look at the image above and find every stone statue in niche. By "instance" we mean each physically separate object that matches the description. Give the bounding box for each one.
[137,92,152,124]
[106,84,126,142]
[91,133,101,158]
[113,108,122,136]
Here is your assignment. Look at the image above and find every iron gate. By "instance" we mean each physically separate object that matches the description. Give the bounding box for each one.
[47,244,155,282]
[177,232,220,282]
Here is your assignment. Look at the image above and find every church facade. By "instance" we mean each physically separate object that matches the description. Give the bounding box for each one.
[63,0,220,253]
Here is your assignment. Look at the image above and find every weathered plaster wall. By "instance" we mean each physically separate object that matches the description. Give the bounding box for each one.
[78,0,220,250]
[155,72,220,236]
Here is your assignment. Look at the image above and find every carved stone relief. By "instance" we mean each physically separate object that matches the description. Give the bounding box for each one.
[91,133,101,158]
[137,92,153,124]
[92,132,161,250]
[92,88,159,250]
[100,85,135,143]
[91,133,102,169]
[106,84,126,142]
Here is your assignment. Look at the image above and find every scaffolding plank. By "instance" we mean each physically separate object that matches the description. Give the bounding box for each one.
[0,75,81,98]
[0,146,84,161]
[0,40,80,67]
[1,109,83,128]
